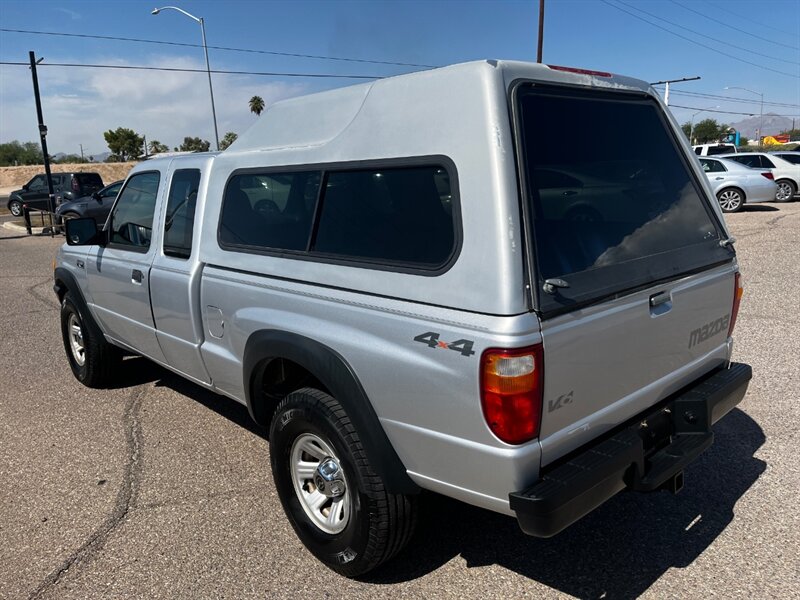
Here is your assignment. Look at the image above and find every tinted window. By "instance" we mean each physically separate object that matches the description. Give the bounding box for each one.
[220,171,320,251]
[109,172,160,249]
[516,85,728,313]
[163,169,200,259]
[102,182,123,198]
[776,153,800,165]
[313,166,454,266]
[694,147,702,155]
[760,156,775,168]
[76,173,103,193]
[706,145,732,156]
[730,155,759,168]
[28,175,46,191]
[700,159,726,173]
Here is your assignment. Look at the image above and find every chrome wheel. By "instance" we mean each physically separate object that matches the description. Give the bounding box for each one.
[9,200,22,217]
[718,189,743,212]
[67,313,86,366]
[290,433,350,534]
[775,181,795,202]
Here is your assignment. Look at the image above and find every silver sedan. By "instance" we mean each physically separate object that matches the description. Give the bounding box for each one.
[699,157,777,213]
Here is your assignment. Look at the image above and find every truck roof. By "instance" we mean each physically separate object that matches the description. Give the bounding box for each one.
[226,60,653,155]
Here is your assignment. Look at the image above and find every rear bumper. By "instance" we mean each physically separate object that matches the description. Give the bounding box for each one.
[509,362,752,537]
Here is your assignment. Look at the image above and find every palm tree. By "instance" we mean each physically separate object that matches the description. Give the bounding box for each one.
[249,95,265,116]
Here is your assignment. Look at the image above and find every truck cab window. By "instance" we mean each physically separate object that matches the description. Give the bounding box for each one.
[109,171,160,250]
[163,169,201,259]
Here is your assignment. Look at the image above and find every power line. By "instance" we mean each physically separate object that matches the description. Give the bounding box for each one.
[600,0,800,79]
[710,1,800,40]
[613,0,798,66]
[669,0,800,52]
[0,61,383,79]
[653,88,800,109]
[670,103,800,117]
[0,28,438,70]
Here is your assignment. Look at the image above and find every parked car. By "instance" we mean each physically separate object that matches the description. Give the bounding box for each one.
[693,143,737,156]
[718,152,800,202]
[55,180,124,225]
[56,60,751,576]
[699,157,777,212]
[770,151,800,165]
[6,172,104,216]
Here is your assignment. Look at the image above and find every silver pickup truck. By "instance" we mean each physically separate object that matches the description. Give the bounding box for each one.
[55,60,751,577]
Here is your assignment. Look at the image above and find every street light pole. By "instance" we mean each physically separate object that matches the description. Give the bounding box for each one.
[152,6,220,151]
[725,86,763,146]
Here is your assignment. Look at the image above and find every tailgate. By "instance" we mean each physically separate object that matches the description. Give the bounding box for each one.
[511,81,738,466]
[537,264,736,464]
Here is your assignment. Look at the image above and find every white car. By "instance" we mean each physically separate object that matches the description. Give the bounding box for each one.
[699,157,777,213]
[693,143,737,156]
[718,152,800,202]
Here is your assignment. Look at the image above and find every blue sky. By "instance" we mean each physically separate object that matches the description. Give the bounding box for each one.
[0,0,798,155]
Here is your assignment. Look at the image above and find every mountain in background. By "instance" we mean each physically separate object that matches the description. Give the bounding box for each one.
[728,113,795,140]
[49,151,111,163]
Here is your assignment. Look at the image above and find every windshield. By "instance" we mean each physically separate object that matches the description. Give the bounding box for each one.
[515,84,732,316]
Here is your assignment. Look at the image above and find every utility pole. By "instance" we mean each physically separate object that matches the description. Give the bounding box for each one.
[143,135,148,159]
[79,143,84,162]
[537,0,545,63]
[650,76,701,106]
[28,51,55,237]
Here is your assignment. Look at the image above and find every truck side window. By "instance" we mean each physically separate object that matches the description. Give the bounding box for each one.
[312,166,454,267]
[109,171,160,250]
[163,169,201,259]
[219,171,320,251]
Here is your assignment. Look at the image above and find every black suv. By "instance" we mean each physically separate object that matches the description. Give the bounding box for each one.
[7,172,104,216]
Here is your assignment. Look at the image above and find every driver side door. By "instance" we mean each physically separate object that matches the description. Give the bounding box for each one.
[86,171,166,363]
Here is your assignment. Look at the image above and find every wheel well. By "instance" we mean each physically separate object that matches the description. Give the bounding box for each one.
[776,178,796,188]
[250,357,327,427]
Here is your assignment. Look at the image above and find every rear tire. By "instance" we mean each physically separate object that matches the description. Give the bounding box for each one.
[775,179,796,202]
[717,188,744,213]
[269,387,417,577]
[60,292,120,387]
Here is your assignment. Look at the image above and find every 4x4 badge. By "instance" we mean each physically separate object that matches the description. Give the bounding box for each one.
[548,391,574,413]
[413,332,476,357]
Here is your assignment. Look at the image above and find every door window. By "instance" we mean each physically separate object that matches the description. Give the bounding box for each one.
[27,175,46,191]
[163,169,201,259]
[108,172,160,250]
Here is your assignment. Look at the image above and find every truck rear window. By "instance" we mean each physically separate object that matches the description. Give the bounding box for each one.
[515,84,732,315]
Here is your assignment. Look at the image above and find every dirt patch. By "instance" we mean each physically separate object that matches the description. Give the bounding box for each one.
[0,163,137,189]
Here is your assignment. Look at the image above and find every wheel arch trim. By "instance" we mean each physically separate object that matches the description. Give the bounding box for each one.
[243,329,419,494]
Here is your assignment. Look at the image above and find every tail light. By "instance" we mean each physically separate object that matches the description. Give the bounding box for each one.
[728,272,743,337]
[72,178,80,192]
[761,172,774,180]
[480,345,544,444]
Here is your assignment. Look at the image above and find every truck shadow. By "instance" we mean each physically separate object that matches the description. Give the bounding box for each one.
[370,409,766,598]
[740,204,779,212]
[132,362,765,598]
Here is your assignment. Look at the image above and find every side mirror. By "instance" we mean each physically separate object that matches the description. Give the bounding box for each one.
[65,217,103,246]
[22,184,29,191]
[92,191,102,201]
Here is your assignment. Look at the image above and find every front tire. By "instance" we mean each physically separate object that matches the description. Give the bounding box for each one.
[717,188,744,213]
[775,179,796,202]
[9,199,23,217]
[60,292,120,387]
[269,388,417,577]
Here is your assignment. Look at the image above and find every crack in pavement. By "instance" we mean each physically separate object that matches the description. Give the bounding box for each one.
[27,386,146,600]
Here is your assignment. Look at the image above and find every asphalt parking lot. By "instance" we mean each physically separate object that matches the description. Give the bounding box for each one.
[1,203,798,599]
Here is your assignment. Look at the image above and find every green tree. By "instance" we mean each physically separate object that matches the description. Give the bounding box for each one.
[148,140,169,154]
[691,119,726,144]
[249,95,265,116]
[220,131,238,151]
[103,127,144,161]
[681,122,692,140]
[0,140,43,166]
[178,137,211,152]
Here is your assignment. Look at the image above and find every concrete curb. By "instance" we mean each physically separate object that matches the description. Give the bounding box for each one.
[2,220,50,235]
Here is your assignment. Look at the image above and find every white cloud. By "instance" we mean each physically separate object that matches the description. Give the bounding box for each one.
[0,55,310,156]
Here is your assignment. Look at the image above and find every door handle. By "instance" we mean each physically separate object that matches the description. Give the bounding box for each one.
[131,269,144,284]
[715,177,725,180]
[649,291,671,307]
